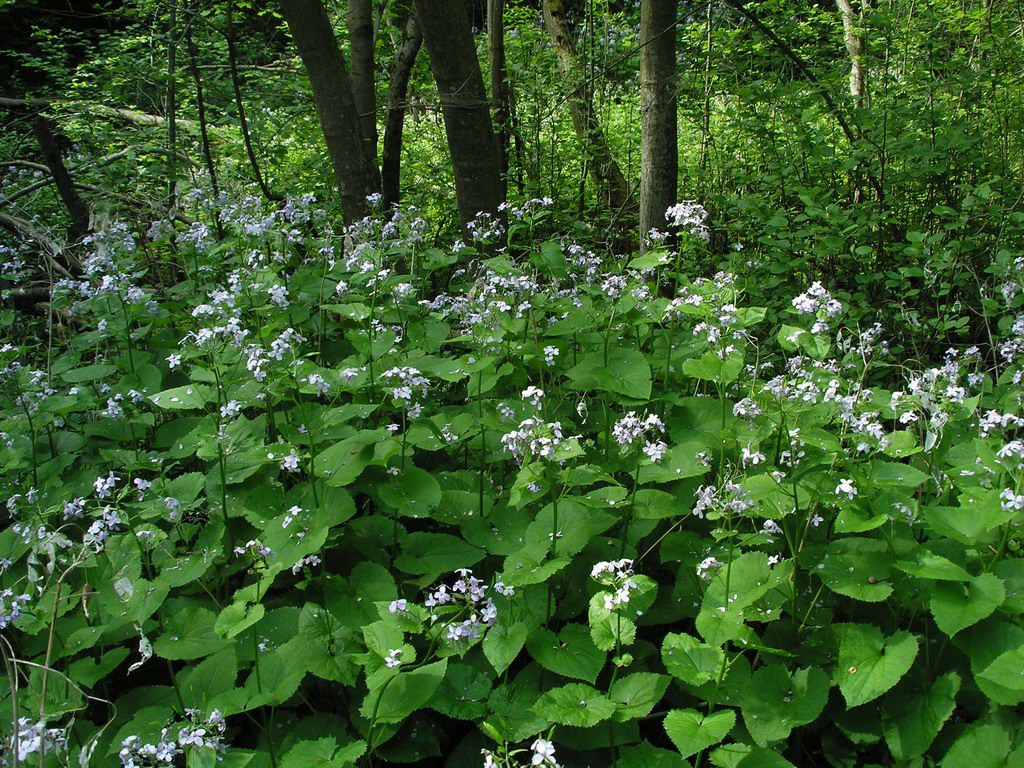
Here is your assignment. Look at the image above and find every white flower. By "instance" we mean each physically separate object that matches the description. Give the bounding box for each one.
[384,649,403,668]
[167,354,182,369]
[281,449,301,473]
[389,599,408,614]
[530,738,559,767]
[835,478,857,500]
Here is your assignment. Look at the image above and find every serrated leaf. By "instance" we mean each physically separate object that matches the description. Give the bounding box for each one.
[930,572,1005,637]
[533,683,616,727]
[664,708,736,759]
[610,673,670,721]
[882,672,960,760]
[526,624,606,683]
[836,624,918,707]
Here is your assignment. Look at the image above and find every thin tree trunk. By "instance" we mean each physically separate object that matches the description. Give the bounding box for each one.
[541,0,631,214]
[413,0,504,230]
[167,0,178,212]
[30,116,90,240]
[382,12,423,209]
[280,0,381,224]
[226,2,278,201]
[640,0,678,249]
[347,0,378,167]
[488,0,510,203]
[184,8,224,238]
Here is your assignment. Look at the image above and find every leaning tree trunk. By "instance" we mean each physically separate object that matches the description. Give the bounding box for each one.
[381,12,422,209]
[541,0,631,214]
[280,0,381,225]
[347,0,378,167]
[413,0,504,230]
[30,116,90,241]
[488,0,510,203]
[640,0,678,250]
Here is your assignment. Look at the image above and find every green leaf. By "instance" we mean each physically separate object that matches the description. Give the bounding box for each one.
[930,572,1005,637]
[735,748,797,768]
[526,624,606,684]
[882,672,961,760]
[215,602,265,639]
[314,429,389,486]
[280,738,366,768]
[533,683,617,727]
[358,659,447,724]
[835,624,918,708]
[179,649,237,708]
[940,724,1021,768]
[393,532,484,577]
[664,708,736,759]
[482,619,527,675]
[609,673,670,721]
[150,384,211,410]
[662,632,725,686]
[976,648,1024,692]
[378,466,442,518]
[818,537,894,602]
[740,665,829,746]
[566,347,652,399]
[62,363,117,383]
[153,604,230,660]
[617,742,688,768]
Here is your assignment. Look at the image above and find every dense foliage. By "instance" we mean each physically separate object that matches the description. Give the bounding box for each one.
[0,195,1022,767]
[2,0,1024,766]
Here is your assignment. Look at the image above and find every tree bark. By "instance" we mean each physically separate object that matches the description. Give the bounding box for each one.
[413,0,504,229]
[640,0,678,249]
[30,116,91,240]
[347,0,378,167]
[488,0,510,203]
[184,6,224,238]
[280,0,381,224]
[836,0,869,108]
[541,0,631,214]
[382,12,423,209]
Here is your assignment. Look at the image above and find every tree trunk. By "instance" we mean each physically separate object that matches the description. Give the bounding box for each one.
[30,116,90,240]
[640,0,678,250]
[488,0,509,203]
[541,0,631,214]
[413,0,504,229]
[167,0,178,212]
[227,2,278,201]
[382,12,423,209]
[184,7,224,238]
[836,0,869,108]
[280,0,381,225]
[347,0,378,167]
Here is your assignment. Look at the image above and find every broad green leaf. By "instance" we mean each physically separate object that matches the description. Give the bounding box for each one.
[740,665,829,746]
[610,673,670,721]
[818,537,894,602]
[835,624,918,707]
[393,532,484,577]
[533,683,616,727]
[664,708,736,759]
[358,659,447,724]
[662,632,724,686]
[150,385,211,410]
[566,347,652,400]
[378,466,441,518]
[215,602,265,639]
[482,619,527,674]
[882,672,961,760]
[930,572,1005,637]
[526,624,606,684]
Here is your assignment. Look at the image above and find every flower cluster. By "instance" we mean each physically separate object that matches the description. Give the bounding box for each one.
[591,559,639,610]
[612,411,668,462]
[692,481,756,519]
[2,718,67,765]
[500,418,567,464]
[423,569,503,642]
[118,709,226,768]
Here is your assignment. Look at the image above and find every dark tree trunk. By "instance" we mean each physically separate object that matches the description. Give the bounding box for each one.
[280,0,381,225]
[184,8,224,239]
[347,0,378,167]
[382,12,423,209]
[413,0,505,230]
[227,2,278,201]
[640,0,678,249]
[30,116,90,240]
[488,0,509,203]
